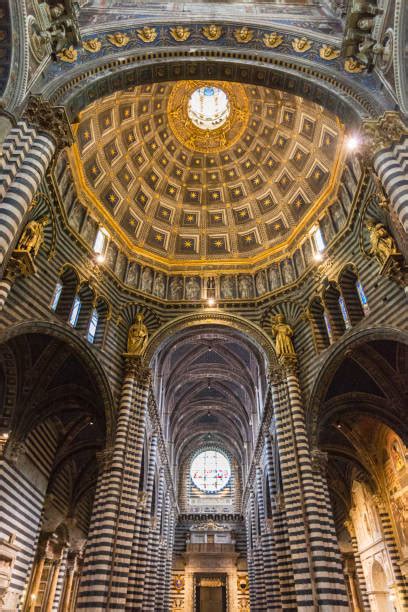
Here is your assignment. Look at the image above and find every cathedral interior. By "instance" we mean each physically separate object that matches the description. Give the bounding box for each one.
[0,0,407,610]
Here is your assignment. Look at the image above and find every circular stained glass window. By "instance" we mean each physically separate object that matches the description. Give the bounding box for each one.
[188,86,230,131]
[190,450,231,493]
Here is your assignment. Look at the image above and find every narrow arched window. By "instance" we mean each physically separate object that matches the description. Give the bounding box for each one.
[338,295,351,329]
[50,281,63,311]
[87,308,99,343]
[324,311,334,344]
[69,295,81,327]
[356,280,369,315]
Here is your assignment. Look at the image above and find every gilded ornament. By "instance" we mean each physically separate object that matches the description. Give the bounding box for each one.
[170,26,191,42]
[263,32,283,48]
[362,112,408,154]
[127,313,149,356]
[136,26,158,43]
[366,220,399,265]
[233,26,254,44]
[292,37,312,52]
[344,57,364,73]
[202,24,223,41]
[271,313,295,357]
[57,45,77,62]
[319,44,340,60]
[83,38,101,53]
[17,217,48,257]
[173,575,185,592]
[107,32,130,47]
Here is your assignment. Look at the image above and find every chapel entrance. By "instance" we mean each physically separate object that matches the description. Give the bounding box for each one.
[195,575,227,612]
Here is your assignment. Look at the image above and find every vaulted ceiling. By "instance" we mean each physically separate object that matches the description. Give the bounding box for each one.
[69,80,344,268]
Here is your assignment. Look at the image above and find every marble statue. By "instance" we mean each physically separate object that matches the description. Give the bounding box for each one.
[238,276,252,299]
[268,266,281,290]
[221,276,234,299]
[185,277,201,300]
[169,277,183,300]
[271,314,295,356]
[282,259,295,284]
[153,272,166,298]
[255,271,267,295]
[127,313,148,356]
[141,267,153,293]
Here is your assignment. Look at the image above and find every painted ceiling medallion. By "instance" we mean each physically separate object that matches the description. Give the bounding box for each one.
[168,80,249,154]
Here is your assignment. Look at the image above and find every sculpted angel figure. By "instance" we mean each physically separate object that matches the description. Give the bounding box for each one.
[263,32,283,48]
[137,26,157,43]
[202,25,223,41]
[107,32,129,47]
[319,44,340,60]
[170,26,191,42]
[83,38,101,53]
[271,313,295,357]
[57,45,77,62]
[233,26,254,44]
[127,313,148,356]
[17,218,48,257]
[344,57,364,73]
[292,37,312,53]
[366,220,399,265]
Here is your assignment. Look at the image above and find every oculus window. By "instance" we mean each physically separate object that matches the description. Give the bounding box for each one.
[190,450,231,493]
[188,86,230,130]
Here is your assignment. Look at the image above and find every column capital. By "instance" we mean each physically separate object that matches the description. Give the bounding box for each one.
[344,518,356,538]
[311,448,329,474]
[362,112,408,158]
[123,354,151,382]
[22,94,73,149]
[96,446,114,470]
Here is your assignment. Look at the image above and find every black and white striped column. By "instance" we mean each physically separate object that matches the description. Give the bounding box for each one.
[0,131,56,267]
[77,356,151,610]
[0,120,37,200]
[264,432,296,608]
[373,495,408,609]
[126,432,158,609]
[143,468,165,607]
[373,135,408,232]
[344,518,370,610]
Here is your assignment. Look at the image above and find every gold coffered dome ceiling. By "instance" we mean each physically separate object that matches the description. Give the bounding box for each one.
[69,80,345,268]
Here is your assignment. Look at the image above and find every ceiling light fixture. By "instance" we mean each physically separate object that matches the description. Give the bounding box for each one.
[345,134,360,152]
[207,297,216,307]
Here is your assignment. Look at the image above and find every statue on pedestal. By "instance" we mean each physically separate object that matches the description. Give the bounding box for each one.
[366,220,399,265]
[16,218,48,257]
[271,314,295,357]
[127,314,148,356]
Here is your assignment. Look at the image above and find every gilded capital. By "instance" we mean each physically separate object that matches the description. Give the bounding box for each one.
[362,112,408,159]
[123,354,151,383]
[278,353,298,375]
[23,94,73,149]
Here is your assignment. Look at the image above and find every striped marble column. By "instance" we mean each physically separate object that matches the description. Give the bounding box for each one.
[164,508,176,611]
[264,432,296,608]
[143,468,165,607]
[0,120,37,200]
[254,467,268,610]
[0,131,56,267]
[156,493,171,609]
[373,495,408,609]
[256,460,280,609]
[373,135,408,232]
[77,356,151,610]
[271,356,349,610]
[363,113,408,231]
[245,508,256,610]
[126,432,158,609]
[344,518,370,610]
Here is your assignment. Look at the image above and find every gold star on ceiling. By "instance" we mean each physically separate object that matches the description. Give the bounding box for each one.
[214,240,223,248]
[245,235,253,242]
[161,209,169,217]
[186,215,194,222]
[155,233,163,242]
[190,192,198,199]
[212,193,220,200]
[239,210,248,217]
[184,240,192,248]
[83,130,91,140]
[91,165,98,175]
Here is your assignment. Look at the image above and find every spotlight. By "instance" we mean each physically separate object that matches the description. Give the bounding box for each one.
[207,297,215,307]
[345,135,360,152]
[95,253,105,265]
[314,252,323,263]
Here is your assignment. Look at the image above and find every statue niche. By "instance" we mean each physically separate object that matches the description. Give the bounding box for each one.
[271,313,296,357]
[366,219,408,287]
